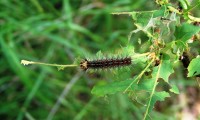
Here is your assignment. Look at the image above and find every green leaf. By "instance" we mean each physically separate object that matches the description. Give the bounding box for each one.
[130,8,166,40]
[131,7,166,28]
[159,54,174,83]
[91,79,132,97]
[148,91,170,113]
[170,84,180,94]
[143,61,171,119]
[153,6,166,17]
[132,12,153,27]
[188,57,200,77]
[171,40,187,54]
[91,77,154,97]
[132,6,166,27]
[175,23,200,42]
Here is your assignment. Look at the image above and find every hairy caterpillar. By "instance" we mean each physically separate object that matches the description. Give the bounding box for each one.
[80,57,132,71]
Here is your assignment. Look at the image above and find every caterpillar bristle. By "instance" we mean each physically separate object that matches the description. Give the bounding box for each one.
[80,56,132,71]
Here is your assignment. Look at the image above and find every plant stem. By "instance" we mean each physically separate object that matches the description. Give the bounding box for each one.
[21,60,77,68]
[131,52,150,58]
[143,59,162,120]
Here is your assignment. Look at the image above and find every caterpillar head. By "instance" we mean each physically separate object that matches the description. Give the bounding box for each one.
[80,59,88,71]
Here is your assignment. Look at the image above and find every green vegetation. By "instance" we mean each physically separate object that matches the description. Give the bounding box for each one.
[1,0,200,120]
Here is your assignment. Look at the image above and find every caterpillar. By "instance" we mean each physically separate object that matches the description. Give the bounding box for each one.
[80,57,132,71]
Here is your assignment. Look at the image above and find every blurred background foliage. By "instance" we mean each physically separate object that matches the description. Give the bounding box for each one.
[0,0,199,120]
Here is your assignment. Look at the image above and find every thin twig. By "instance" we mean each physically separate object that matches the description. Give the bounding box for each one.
[111,12,132,15]
[21,60,77,67]
[131,52,150,58]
